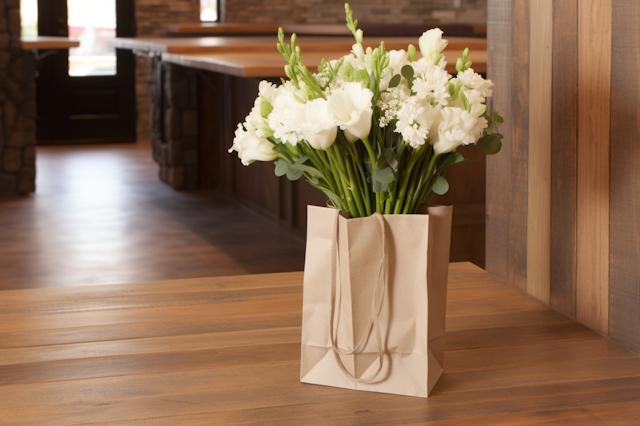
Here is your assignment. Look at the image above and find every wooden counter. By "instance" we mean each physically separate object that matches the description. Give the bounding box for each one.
[2,262,639,424]
[21,36,80,50]
[111,35,486,55]
[167,23,487,38]
[162,50,487,78]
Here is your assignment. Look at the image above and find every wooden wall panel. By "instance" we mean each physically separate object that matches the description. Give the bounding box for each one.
[527,0,552,304]
[550,0,578,319]
[576,0,611,334]
[508,0,530,291]
[609,0,640,353]
[485,0,512,282]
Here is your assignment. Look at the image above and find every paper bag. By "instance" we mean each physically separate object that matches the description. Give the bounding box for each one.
[300,204,453,398]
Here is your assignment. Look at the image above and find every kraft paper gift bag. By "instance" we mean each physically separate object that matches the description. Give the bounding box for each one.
[300,204,453,398]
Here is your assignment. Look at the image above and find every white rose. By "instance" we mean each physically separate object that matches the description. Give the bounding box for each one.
[418,28,448,64]
[433,107,481,154]
[229,124,279,166]
[394,98,436,149]
[326,82,373,143]
[301,98,338,151]
[456,68,494,98]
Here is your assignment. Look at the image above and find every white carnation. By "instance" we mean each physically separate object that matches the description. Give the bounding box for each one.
[268,84,306,146]
[394,98,436,149]
[456,68,494,98]
[413,62,451,106]
[433,107,486,154]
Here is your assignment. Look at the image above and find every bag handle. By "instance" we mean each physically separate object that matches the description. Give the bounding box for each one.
[328,212,388,384]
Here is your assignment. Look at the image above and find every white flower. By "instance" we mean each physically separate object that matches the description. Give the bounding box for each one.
[455,88,487,118]
[326,82,373,142]
[380,50,409,90]
[377,84,411,127]
[258,80,278,100]
[268,84,305,146]
[418,28,448,64]
[394,98,436,149]
[413,62,451,106]
[229,124,279,166]
[244,104,271,137]
[456,68,494,98]
[433,107,485,154]
[301,98,338,151]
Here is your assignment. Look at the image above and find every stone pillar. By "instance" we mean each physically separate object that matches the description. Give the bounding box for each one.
[149,60,199,189]
[0,0,37,196]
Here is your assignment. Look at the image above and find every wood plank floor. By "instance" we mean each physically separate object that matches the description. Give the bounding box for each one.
[0,263,639,425]
[0,142,305,290]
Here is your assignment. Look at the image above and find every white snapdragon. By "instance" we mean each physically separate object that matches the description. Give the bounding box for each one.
[413,62,452,106]
[456,68,494,98]
[433,107,486,154]
[301,98,338,151]
[326,82,374,142]
[394,98,436,149]
[418,28,448,64]
[229,124,279,166]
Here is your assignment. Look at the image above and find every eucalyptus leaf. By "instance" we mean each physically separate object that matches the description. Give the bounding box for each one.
[401,64,414,80]
[286,168,303,181]
[388,74,401,88]
[432,176,449,195]
[476,133,503,155]
[290,163,323,176]
[275,158,290,177]
[383,147,398,170]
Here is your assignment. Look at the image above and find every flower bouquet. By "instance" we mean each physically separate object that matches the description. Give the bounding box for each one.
[230,4,503,398]
[229,5,503,218]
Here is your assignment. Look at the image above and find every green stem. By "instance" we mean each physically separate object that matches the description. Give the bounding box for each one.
[328,146,360,217]
[411,153,439,213]
[393,145,425,214]
[402,154,426,214]
[340,147,366,217]
[338,134,372,216]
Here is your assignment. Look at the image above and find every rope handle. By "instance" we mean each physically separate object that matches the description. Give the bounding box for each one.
[328,212,387,384]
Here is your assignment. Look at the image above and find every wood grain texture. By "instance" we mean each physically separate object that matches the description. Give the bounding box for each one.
[527,0,553,304]
[485,0,512,281]
[20,36,80,49]
[609,0,640,353]
[550,0,579,319]
[1,263,639,425]
[509,0,530,291]
[576,0,612,334]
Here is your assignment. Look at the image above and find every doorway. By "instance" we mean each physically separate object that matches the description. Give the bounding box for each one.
[31,0,136,144]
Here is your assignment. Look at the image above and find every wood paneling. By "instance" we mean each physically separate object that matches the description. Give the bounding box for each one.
[576,0,611,334]
[485,0,512,282]
[550,0,578,319]
[527,0,552,304]
[509,0,530,291]
[609,0,640,353]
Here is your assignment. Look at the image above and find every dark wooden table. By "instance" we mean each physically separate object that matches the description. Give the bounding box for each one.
[1,262,639,424]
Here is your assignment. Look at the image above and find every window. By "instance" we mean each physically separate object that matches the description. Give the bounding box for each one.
[200,0,219,22]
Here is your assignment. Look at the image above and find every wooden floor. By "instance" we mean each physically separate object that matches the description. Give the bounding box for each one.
[0,142,305,291]
[1,263,639,425]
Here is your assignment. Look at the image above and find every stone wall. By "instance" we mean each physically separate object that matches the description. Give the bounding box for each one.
[134,0,200,143]
[148,59,200,189]
[224,0,487,26]
[0,0,36,196]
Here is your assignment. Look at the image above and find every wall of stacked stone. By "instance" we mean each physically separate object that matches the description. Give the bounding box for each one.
[224,0,487,26]
[0,0,37,196]
[134,0,199,144]
[148,59,199,189]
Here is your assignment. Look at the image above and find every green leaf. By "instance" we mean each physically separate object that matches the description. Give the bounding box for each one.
[383,147,398,170]
[260,97,273,118]
[493,111,504,123]
[286,168,303,180]
[401,65,414,80]
[476,133,503,155]
[356,69,370,86]
[432,176,449,195]
[290,164,322,177]
[388,74,401,88]
[275,158,290,177]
